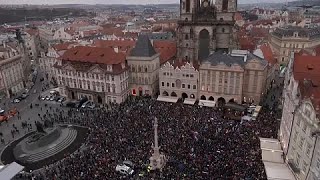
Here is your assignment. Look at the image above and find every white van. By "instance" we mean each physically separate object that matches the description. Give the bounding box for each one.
[116,164,134,176]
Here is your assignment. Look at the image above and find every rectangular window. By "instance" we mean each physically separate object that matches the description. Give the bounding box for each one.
[111,75,114,81]
[193,85,196,89]
[162,82,164,86]
[293,131,298,142]
[172,83,175,87]
[112,84,116,93]
[188,84,191,89]
[306,143,312,157]
[299,137,305,149]
[302,161,307,173]
[302,123,307,133]
[182,84,185,88]
[297,118,301,127]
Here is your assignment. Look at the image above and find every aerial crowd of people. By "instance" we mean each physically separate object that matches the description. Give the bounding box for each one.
[12,95,280,180]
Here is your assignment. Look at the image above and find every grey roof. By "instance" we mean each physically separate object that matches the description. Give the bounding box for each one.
[130,34,157,57]
[272,26,320,39]
[204,51,245,66]
[148,32,173,40]
[203,50,268,67]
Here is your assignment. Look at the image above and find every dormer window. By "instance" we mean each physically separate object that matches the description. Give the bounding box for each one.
[294,32,298,37]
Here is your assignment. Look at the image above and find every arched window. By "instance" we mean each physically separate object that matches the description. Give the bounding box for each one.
[186,0,190,12]
[185,34,189,40]
[222,0,228,11]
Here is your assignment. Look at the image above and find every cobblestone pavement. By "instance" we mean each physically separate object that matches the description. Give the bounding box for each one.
[0,71,67,153]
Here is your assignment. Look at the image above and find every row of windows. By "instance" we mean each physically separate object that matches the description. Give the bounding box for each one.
[57,69,122,81]
[130,64,158,73]
[163,72,195,78]
[161,82,196,90]
[58,77,123,93]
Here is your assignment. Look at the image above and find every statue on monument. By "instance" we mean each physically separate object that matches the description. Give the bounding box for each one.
[149,117,167,170]
[35,121,46,133]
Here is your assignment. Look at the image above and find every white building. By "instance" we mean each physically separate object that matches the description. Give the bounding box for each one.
[39,42,75,80]
[280,52,320,180]
[54,46,130,104]
[38,25,76,50]
[159,61,199,99]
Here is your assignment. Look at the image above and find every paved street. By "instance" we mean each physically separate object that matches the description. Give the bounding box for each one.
[261,70,284,117]
[0,70,63,152]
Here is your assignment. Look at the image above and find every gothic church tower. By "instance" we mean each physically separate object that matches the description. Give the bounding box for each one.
[177,0,238,62]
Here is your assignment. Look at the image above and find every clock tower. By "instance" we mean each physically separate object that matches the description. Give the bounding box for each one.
[177,0,238,62]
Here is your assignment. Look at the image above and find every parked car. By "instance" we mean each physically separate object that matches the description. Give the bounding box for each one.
[58,97,66,103]
[45,96,51,101]
[12,98,20,103]
[21,93,29,99]
[87,102,96,109]
[40,96,46,101]
[81,101,90,108]
[49,96,55,101]
[78,97,88,108]
[0,108,4,114]
[116,164,134,176]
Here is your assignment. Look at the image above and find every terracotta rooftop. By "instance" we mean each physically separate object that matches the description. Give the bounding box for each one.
[260,43,276,65]
[153,40,177,64]
[238,37,256,52]
[235,12,244,21]
[25,28,38,36]
[293,53,320,83]
[93,39,136,53]
[52,42,75,51]
[60,46,126,65]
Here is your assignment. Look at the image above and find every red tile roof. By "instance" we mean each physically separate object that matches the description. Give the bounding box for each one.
[60,46,126,65]
[93,40,136,53]
[52,42,75,51]
[100,27,124,37]
[235,12,244,21]
[25,28,38,36]
[293,53,320,111]
[293,54,320,83]
[238,37,256,52]
[153,40,177,64]
[260,43,276,65]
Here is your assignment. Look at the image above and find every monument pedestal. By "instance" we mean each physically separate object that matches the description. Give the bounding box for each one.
[149,147,166,170]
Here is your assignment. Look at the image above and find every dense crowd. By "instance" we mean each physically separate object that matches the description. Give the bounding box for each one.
[16,96,280,179]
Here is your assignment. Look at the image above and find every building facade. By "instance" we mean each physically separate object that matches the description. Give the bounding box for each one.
[127,35,160,96]
[159,61,199,99]
[0,42,25,98]
[280,52,320,180]
[270,26,320,64]
[54,46,130,104]
[177,0,237,62]
[198,50,269,104]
